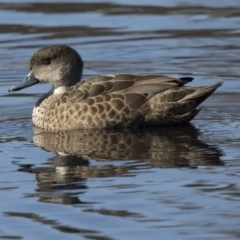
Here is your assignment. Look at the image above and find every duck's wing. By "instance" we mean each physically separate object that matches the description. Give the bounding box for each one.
[58,74,192,128]
[60,74,189,103]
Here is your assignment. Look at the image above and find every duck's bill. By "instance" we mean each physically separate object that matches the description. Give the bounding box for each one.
[8,71,39,92]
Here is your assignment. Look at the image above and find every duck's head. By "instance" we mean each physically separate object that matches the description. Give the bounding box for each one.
[9,45,83,92]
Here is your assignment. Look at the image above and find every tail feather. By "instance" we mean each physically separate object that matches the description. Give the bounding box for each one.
[145,81,222,126]
[179,77,194,85]
[180,82,222,105]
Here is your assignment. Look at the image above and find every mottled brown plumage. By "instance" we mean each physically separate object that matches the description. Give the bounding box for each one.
[9,45,222,131]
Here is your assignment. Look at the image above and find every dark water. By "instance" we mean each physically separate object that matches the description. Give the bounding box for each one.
[1,1,240,239]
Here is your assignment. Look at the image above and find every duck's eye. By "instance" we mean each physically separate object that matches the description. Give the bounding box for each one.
[43,59,51,65]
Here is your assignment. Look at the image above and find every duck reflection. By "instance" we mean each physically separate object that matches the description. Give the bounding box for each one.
[33,125,223,167]
[18,125,223,204]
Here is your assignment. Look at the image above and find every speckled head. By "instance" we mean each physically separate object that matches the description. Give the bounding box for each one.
[9,45,83,92]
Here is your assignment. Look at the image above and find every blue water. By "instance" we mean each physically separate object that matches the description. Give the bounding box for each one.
[0,1,240,239]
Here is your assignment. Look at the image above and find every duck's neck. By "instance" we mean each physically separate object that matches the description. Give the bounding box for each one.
[35,86,54,107]
[35,85,68,107]
[53,86,67,94]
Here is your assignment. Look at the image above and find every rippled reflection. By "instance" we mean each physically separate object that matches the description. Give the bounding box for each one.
[14,125,223,204]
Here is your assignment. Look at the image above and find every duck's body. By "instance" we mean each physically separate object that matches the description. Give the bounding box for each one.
[9,45,222,131]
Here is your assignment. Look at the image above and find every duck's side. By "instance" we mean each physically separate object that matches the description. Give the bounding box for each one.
[32,74,222,131]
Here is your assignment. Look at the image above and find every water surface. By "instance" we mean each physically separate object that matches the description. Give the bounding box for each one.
[1,1,240,239]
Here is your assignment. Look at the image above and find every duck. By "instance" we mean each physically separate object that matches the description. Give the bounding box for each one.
[9,45,222,131]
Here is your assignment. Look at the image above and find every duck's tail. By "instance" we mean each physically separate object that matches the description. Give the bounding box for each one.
[143,81,222,126]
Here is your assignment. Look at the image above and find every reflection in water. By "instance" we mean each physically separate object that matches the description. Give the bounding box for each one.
[16,125,223,204]
[4,212,107,237]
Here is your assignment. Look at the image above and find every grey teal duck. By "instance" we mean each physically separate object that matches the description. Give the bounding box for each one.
[9,45,222,131]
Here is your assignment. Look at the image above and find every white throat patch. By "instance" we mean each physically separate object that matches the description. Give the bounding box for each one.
[54,86,66,94]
